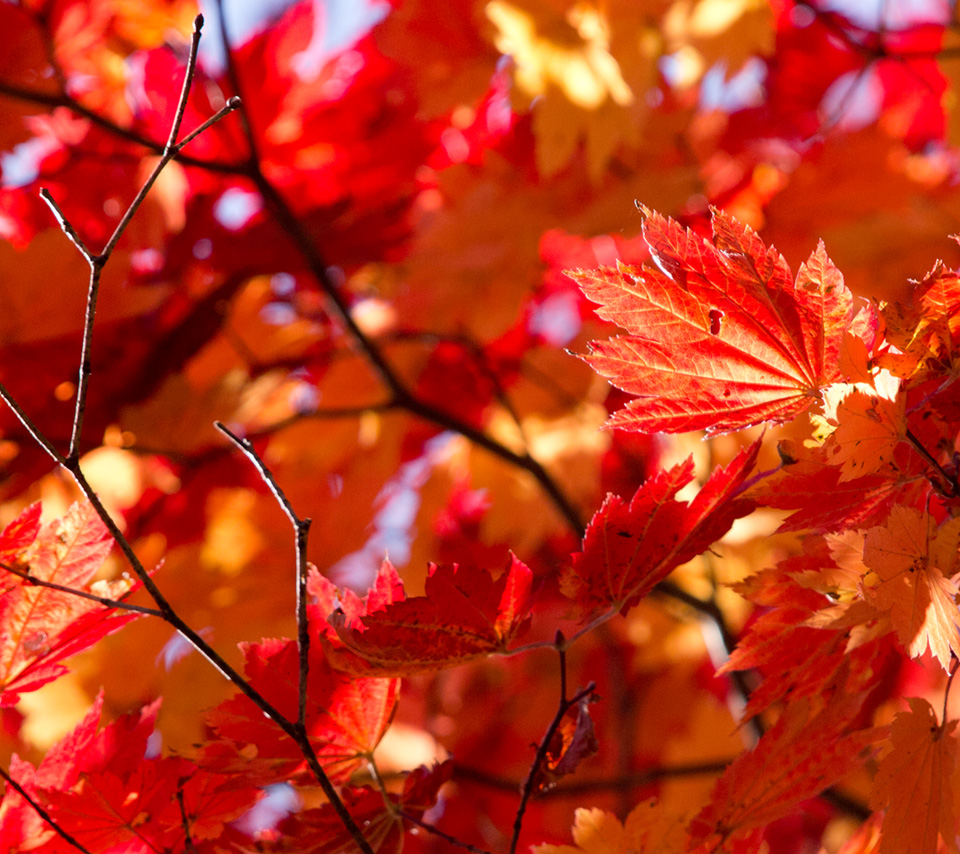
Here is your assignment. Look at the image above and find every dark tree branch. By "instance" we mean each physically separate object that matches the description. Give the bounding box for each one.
[0,18,374,854]
[905,428,959,498]
[0,81,246,174]
[209,0,585,536]
[176,780,199,854]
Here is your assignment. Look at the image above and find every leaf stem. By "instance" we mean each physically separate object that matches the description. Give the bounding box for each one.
[944,655,959,728]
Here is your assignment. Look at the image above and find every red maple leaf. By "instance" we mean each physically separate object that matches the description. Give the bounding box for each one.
[274,760,453,854]
[689,693,884,848]
[561,438,761,621]
[200,636,399,787]
[570,209,859,434]
[320,555,534,676]
[0,502,139,705]
[1,693,257,854]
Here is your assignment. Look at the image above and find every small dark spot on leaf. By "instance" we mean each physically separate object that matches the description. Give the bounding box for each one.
[708,308,723,335]
[616,530,631,538]
[723,388,731,397]
[777,444,798,466]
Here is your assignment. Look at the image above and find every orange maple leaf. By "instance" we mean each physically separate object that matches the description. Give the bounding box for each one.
[871,697,960,854]
[862,506,960,670]
[689,694,883,848]
[877,261,960,385]
[571,208,859,434]
[813,370,906,483]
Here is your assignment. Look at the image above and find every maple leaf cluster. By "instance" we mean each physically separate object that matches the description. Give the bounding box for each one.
[4,1,960,853]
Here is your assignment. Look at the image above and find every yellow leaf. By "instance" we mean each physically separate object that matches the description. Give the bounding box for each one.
[533,800,687,854]
[485,0,653,179]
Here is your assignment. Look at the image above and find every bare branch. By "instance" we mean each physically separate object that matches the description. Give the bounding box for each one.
[163,14,204,155]
[214,421,313,731]
[40,16,240,462]
[0,16,371,852]
[38,189,94,262]
[0,380,66,465]
[510,632,596,854]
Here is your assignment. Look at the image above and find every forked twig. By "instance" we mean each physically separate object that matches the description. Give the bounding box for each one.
[214,421,313,731]
[0,16,375,854]
[39,15,241,464]
[509,632,595,854]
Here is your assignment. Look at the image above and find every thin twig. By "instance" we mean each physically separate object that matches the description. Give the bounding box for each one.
[399,810,495,854]
[509,632,595,854]
[38,189,93,262]
[0,17,373,853]
[59,458,374,852]
[0,561,164,618]
[905,428,959,497]
[163,16,204,155]
[0,381,66,465]
[454,759,733,796]
[944,655,960,727]
[176,781,199,854]
[41,16,240,462]
[0,764,94,854]
[214,421,314,731]
[509,683,595,854]
[556,630,567,702]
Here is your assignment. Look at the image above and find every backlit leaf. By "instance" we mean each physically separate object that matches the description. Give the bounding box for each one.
[0,502,138,705]
[862,507,960,670]
[572,209,858,434]
[322,555,534,676]
[871,697,959,854]
[561,438,760,621]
